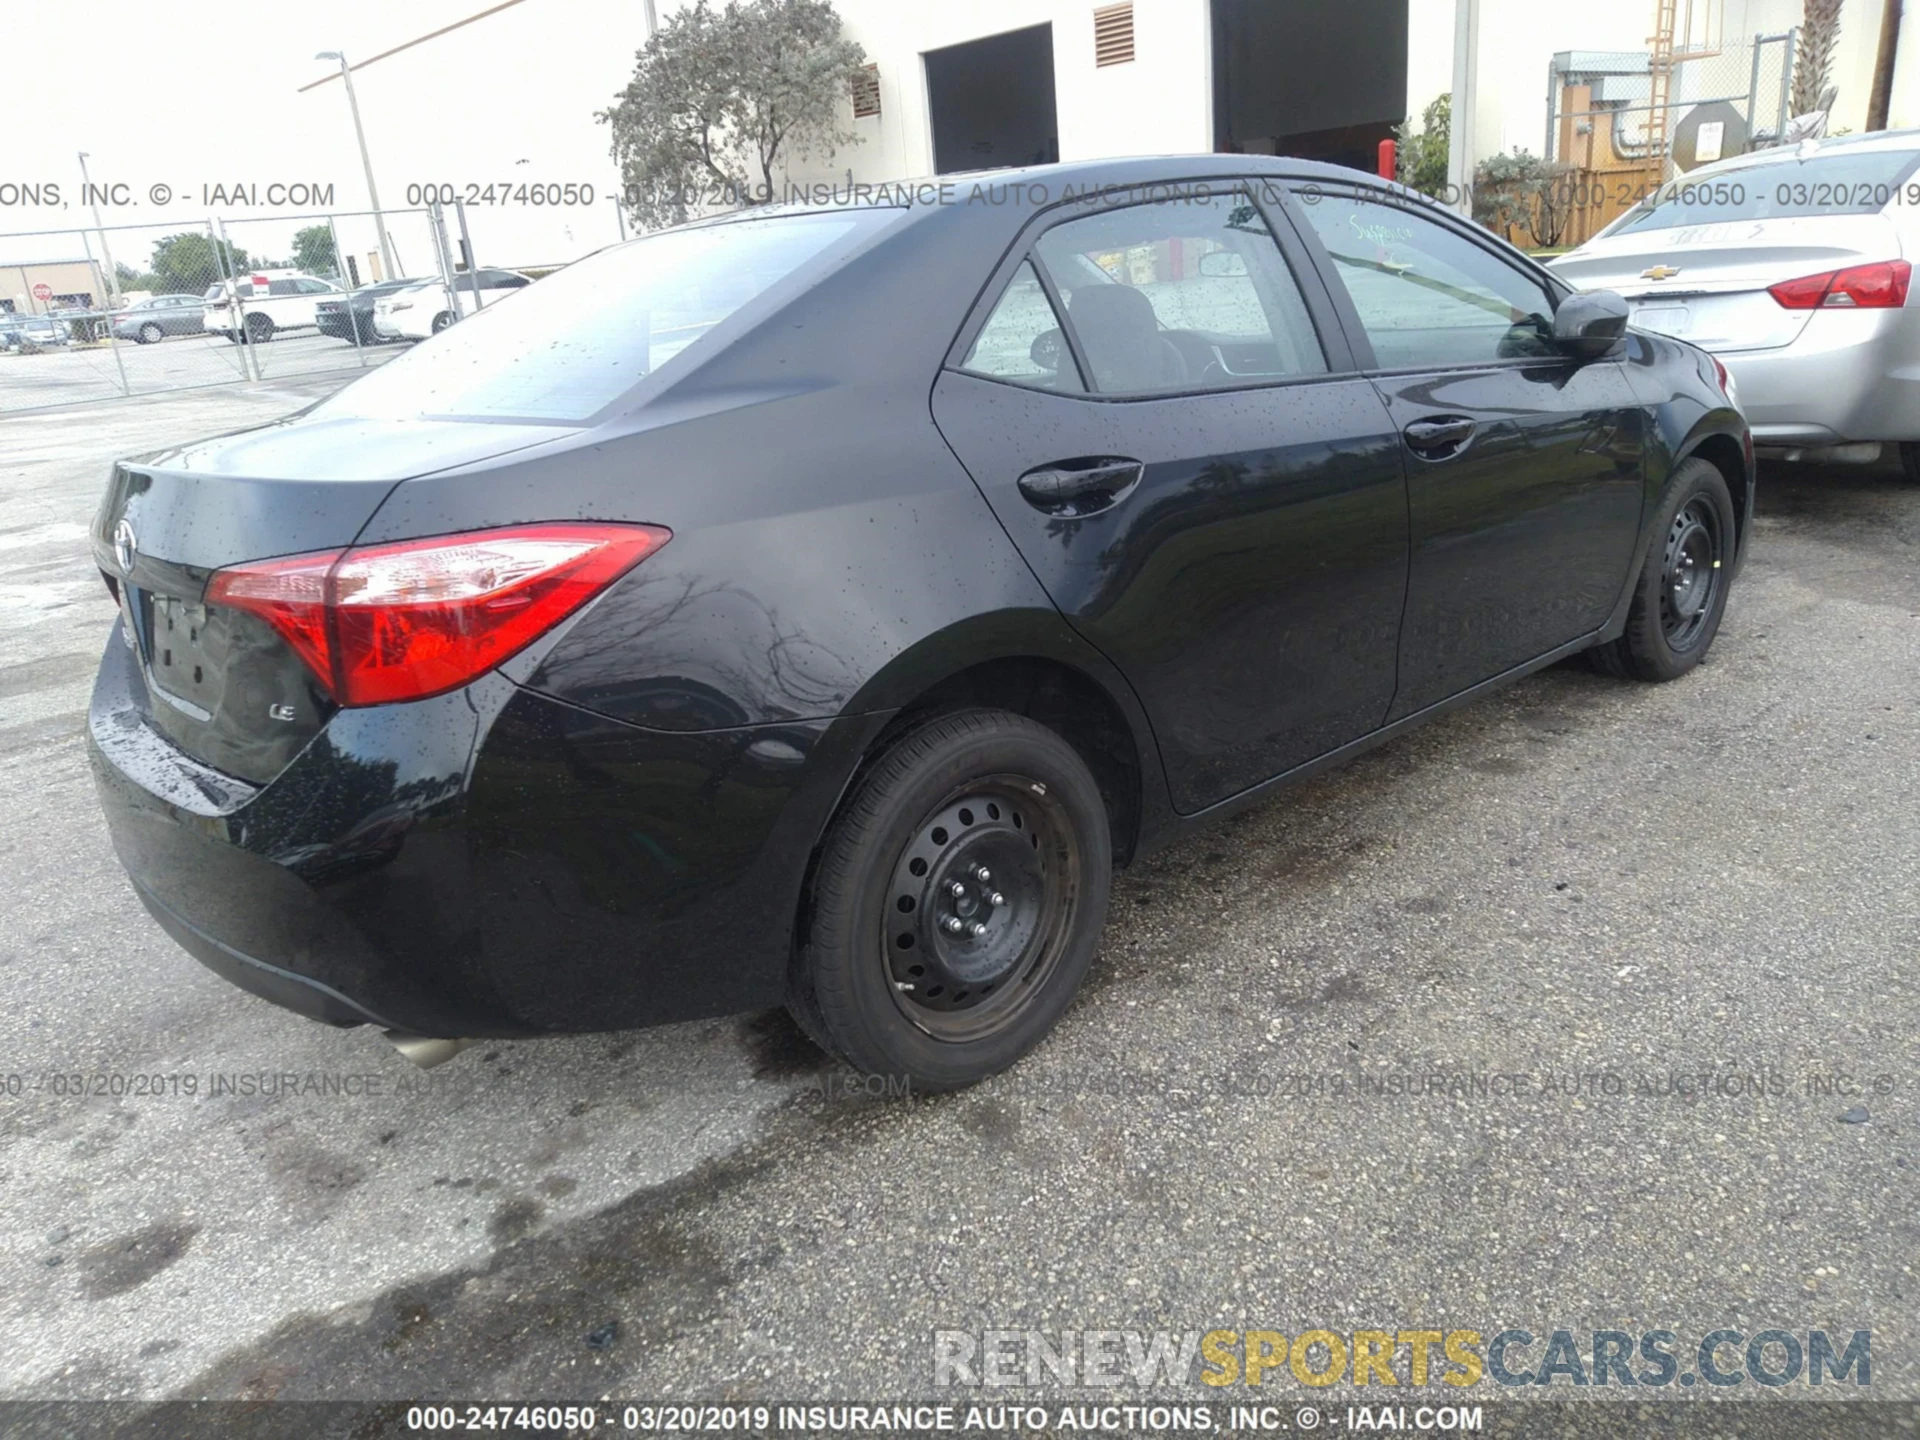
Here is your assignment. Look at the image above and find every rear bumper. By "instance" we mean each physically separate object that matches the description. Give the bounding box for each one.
[89,623,881,1038]
[1718,309,1920,444]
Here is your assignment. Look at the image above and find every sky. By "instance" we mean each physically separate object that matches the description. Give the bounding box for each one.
[0,0,651,275]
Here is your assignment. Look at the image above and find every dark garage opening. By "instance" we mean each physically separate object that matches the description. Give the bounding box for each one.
[924,24,1060,175]
[1212,0,1409,171]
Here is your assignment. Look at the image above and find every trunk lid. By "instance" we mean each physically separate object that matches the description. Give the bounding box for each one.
[1552,213,1907,353]
[93,415,576,783]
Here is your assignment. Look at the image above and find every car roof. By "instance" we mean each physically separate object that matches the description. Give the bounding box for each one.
[1668,129,1920,183]
[648,153,1416,246]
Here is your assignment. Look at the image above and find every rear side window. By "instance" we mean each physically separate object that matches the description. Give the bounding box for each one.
[1608,148,1920,233]
[960,262,1084,392]
[315,209,891,422]
[1032,190,1327,394]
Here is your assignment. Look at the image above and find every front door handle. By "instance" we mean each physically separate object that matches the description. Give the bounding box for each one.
[1403,416,1477,455]
[1016,457,1144,515]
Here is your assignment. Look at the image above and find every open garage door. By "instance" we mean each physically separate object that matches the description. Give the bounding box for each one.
[925,24,1060,175]
[1212,0,1408,169]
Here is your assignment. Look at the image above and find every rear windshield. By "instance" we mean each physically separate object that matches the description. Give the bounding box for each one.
[315,209,891,423]
[1608,148,1920,234]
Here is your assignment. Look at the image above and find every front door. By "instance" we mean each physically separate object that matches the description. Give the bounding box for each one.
[1288,184,1646,717]
[931,186,1410,814]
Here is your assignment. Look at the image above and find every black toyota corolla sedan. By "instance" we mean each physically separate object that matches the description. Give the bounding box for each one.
[88,157,1751,1090]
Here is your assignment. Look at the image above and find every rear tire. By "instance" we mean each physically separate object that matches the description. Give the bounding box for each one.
[1901,442,1919,484]
[1588,456,1736,682]
[792,709,1111,1092]
[431,311,454,334]
[138,323,162,345]
[243,313,274,344]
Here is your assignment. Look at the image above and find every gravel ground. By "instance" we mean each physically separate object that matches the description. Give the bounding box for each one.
[0,383,1914,1427]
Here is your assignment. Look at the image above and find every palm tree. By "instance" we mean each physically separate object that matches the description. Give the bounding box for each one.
[1792,0,1845,118]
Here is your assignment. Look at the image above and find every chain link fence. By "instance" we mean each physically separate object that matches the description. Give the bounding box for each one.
[1543,31,1799,247]
[0,203,507,413]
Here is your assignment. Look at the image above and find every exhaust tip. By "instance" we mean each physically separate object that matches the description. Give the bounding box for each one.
[384,1031,477,1069]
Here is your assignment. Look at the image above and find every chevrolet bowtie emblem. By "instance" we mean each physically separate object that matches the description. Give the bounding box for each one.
[1641,264,1683,280]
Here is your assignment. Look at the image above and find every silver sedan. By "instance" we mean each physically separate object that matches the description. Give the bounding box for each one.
[1551,132,1920,481]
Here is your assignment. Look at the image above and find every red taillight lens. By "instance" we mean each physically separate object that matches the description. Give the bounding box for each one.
[1768,258,1911,310]
[208,522,671,707]
[1711,356,1731,394]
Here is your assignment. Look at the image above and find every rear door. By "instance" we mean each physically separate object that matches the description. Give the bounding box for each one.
[932,184,1410,814]
[1287,183,1645,718]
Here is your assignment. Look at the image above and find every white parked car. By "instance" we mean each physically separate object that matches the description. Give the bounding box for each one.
[371,268,535,341]
[202,270,344,344]
[1551,132,1920,478]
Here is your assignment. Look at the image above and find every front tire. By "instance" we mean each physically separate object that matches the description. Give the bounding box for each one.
[1588,456,1736,681]
[793,709,1111,1092]
[431,311,454,334]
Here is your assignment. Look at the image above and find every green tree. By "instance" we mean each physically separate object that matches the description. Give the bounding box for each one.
[291,225,339,277]
[1473,149,1573,248]
[601,0,868,231]
[1395,93,1451,199]
[147,233,253,293]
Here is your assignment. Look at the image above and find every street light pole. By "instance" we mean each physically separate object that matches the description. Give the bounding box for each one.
[317,51,396,282]
[76,151,122,307]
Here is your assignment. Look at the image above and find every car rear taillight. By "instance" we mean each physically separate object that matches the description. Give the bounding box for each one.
[1767,258,1911,310]
[207,522,670,707]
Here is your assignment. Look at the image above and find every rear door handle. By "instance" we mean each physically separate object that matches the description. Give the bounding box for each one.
[1403,417,1477,455]
[1016,457,1144,515]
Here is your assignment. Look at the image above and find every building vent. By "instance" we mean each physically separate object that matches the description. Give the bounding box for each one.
[851,63,881,117]
[1093,3,1135,66]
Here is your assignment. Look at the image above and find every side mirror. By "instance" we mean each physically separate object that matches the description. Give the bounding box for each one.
[1030,327,1065,372]
[1553,289,1629,360]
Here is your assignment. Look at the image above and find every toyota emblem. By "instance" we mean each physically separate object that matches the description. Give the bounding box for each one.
[112,518,137,574]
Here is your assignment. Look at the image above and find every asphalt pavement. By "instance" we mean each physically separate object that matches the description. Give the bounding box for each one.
[1,380,1914,1418]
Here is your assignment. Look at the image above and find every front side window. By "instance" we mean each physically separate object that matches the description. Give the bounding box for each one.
[1033,190,1327,394]
[960,261,1084,392]
[1293,189,1560,368]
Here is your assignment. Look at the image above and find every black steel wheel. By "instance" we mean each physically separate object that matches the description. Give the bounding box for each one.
[793,709,1111,1090]
[1588,456,1737,682]
[882,776,1080,1043]
[1658,495,1723,653]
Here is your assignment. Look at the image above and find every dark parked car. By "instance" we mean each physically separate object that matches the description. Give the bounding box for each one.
[87,157,1752,1090]
[110,294,207,343]
[315,278,432,344]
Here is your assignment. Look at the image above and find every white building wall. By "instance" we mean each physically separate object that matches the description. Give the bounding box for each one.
[785,0,1213,187]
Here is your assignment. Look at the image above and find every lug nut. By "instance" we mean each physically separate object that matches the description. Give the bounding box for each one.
[989,891,1005,906]
[949,881,967,898]
[973,866,992,882]
[968,921,988,937]
[944,916,964,934]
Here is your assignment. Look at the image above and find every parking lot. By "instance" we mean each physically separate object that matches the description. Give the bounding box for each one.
[0,331,397,412]
[1,378,1915,1408]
